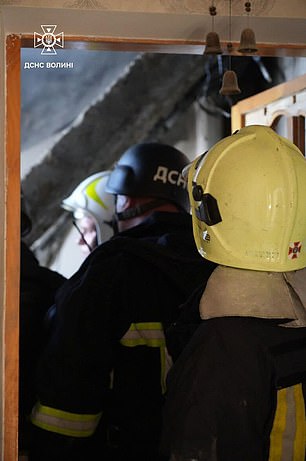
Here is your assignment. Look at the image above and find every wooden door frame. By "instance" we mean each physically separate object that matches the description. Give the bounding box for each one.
[4,32,306,460]
[5,34,21,461]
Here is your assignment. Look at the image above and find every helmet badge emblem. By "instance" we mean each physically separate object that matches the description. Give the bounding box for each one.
[288,241,302,259]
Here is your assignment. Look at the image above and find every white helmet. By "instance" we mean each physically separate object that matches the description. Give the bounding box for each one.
[62,171,115,245]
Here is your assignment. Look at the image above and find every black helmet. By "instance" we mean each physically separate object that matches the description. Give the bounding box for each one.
[106,143,190,213]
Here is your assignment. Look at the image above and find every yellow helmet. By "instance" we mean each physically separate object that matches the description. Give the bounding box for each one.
[188,125,306,272]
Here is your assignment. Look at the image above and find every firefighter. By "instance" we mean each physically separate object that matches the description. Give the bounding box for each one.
[19,192,66,459]
[61,170,116,255]
[29,143,216,461]
[162,125,306,461]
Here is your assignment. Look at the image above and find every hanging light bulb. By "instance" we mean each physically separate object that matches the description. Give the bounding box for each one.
[219,0,241,96]
[238,2,258,53]
[204,2,222,55]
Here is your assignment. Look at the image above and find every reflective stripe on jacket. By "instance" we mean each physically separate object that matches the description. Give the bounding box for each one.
[269,384,306,461]
[31,402,102,437]
[31,212,217,460]
[120,322,173,393]
[162,316,306,461]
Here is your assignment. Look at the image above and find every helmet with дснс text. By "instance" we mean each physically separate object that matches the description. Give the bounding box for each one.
[106,143,190,219]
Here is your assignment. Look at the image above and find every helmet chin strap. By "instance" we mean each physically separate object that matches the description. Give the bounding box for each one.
[72,219,93,252]
[115,199,167,221]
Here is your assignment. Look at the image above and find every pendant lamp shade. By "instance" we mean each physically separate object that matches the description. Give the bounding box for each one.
[219,70,241,95]
[204,31,222,55]
[238,27,258,53]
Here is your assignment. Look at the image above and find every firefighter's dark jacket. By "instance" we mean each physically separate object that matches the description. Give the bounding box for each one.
[20,241,66,451]
[30,211,216,460]
[162,270,306,461]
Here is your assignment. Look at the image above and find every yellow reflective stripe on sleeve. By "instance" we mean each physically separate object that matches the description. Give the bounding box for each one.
[120,322,165,347]
[31,402,102,438]
[160,344,173,394]
[160,347,166,394]
[293,384,306,461]
[269,384,306,461]
[120,322,172,394]
[269,388,287,461]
